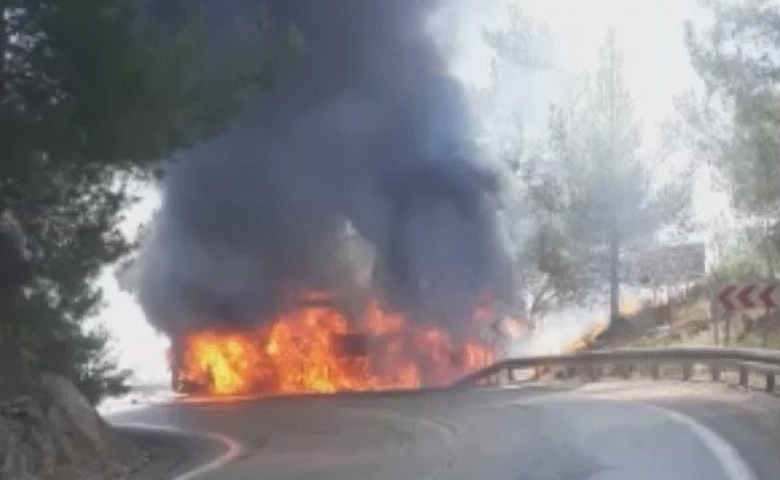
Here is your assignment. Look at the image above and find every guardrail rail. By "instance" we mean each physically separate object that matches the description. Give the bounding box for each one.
[453,347,780,392]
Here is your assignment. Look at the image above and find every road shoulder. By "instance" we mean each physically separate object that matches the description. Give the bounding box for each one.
[117,424,236,480]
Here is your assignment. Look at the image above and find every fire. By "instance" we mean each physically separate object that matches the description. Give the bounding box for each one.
[175,297,495,395]
[563,321,608,354]
[562,296,647,354]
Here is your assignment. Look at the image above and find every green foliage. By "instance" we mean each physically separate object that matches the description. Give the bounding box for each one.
[482,6,552,72]
[0,0,298,402]
[474,6,552,162]
[548,34,687,244]
[478,7,579,315]
[686,0,780,217]
[507,34,691,315]
[684,0,780,283]
[708,221,780,283]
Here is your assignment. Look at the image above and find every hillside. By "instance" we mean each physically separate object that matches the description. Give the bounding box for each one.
[590,291,713,349]
[590,288,780,351]
[0,375,143,479]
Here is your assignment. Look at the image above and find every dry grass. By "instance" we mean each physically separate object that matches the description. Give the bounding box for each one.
[600,295,713,349]
[601,292,780,353]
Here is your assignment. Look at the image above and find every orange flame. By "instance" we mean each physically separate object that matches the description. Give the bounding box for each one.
[175,296,495,395]
[560,297,647,355]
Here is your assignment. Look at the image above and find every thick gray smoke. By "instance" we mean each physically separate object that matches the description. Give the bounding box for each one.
[137,0,515,337]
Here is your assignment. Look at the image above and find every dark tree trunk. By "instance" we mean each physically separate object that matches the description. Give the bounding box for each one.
[609,209,620,323]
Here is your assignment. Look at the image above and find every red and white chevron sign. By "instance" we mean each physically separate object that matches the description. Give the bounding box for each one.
[715,284,780,312]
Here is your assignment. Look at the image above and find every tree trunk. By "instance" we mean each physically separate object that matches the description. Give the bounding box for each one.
[606,29,620,325]
[0,298,26,385]
[609,209,620,323]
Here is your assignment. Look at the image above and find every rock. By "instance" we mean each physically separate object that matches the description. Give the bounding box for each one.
[0,375,142,480]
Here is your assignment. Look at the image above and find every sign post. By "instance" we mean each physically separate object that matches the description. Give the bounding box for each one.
[714,284,780,346]
[725,314,731,345]
[713,314,719,345]
[710,286,719,345]
[763,306,770,347]
[628,242,706,288]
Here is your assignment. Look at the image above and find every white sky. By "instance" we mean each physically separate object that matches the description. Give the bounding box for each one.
[95,0,721,384]
[92,191,167,383]
[452,0,700,123]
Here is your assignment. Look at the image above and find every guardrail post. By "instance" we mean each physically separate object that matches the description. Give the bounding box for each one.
[767,373,775,392]
[650,364,660,380]
[617,364,631,379]
[711,365,721,382]
[739,366,749,387]
[682,363,693,381]
[507,368,517,383]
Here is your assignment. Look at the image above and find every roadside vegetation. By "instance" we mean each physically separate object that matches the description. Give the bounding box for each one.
[481,1,780,347]
[0,0,299,404]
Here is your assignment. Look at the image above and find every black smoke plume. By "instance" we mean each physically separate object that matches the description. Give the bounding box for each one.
[137,0,514,337]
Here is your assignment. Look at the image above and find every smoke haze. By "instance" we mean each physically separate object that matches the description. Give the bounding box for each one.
[137,0,514,337]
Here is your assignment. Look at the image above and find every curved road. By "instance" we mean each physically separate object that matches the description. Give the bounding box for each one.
[109,382,780,479]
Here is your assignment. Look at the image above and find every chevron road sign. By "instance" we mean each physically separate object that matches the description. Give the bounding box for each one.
[715,284,780,313]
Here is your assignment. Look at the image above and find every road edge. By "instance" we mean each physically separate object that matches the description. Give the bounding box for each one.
[114,422,244,480]
[579,390,760,480]
[635,402,759,480]
[499,386,760,480]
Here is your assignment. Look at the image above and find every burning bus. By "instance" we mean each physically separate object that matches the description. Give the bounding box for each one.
[167,293,497,396]
[134,0,517,398]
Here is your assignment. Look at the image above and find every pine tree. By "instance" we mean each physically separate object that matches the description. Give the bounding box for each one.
[531,33,689,318]
[0,0,298,403]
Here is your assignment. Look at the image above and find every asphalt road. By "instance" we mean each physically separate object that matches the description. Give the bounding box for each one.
[108,382,780,480]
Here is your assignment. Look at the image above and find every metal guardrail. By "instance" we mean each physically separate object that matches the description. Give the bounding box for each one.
[453,347,780,392]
